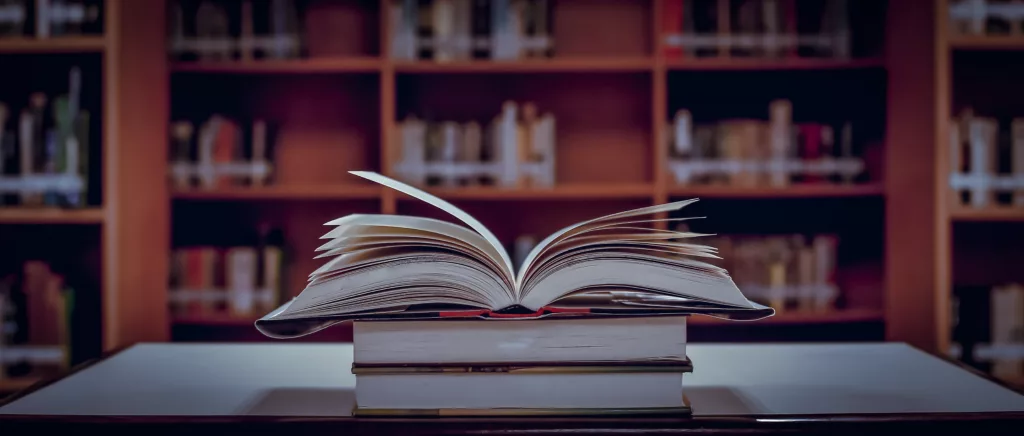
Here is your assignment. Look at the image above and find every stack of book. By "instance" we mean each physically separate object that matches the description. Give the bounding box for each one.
[0,67,91,208]
[0,261,73,382]
[393,101,555,188]
[168,231,285,320]
[0,0,104,39]
[666,100,864,187]
[949,109,1024,210]
[948,0,1024,37]
[389,0,554,62]
[950,283,1024,384]
[167,116,277,190]
[256,171,774,416]
[661,0,850,59]
[168,0,304,62]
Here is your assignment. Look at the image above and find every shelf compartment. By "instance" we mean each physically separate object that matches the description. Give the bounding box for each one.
[666,57,885,71]
[0,208,105,224]
[668,183,885,199]
[0,36,106,53]
[950,208,1024,222]
[949,36,1024,50]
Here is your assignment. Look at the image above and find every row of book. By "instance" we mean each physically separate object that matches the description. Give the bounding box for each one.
[389,0,554,62]
[168,241,285,319]
[677,227,841,313]
[661,0,850,59]
[666,100,863,187]
[951,283,1024,383]
[393,101,555,188]
[168,116,278,190]
[949,110,1024,210]
[0,0,102,38]
[0,261,73,381]
[949,0,1024,37]
[168,0,303,62]
[0,67,91,208]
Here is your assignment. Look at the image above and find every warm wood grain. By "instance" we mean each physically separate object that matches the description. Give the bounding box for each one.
[171,185,381,200]
[0,37,106,53]
[667,57,886,71]
[689,308,884,325]
[395,184,655,201]
[668,183,885,198]
[0,208,105,224]
[392,58,654,73]
[935,0,954,356]
[949,36,1024,50]
[170,315,258,327]
[0,377,40,393]
[950,208,1024,222]
[103,0,171,349]
[652,0,669,230]
[884,0,941,353]
[171,58,381,73]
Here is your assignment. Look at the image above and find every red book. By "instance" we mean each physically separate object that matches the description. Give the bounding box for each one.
[663,0,683,59]
[799,123,823,183]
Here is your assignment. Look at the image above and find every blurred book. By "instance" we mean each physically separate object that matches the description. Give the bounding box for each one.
[393,101,555,188]
[666,99,864,187]
[0,261,73,382]
[168,0,304,61]
[949,110,1024,209]
[0,0,103,39]
[168,116,277,190]
[948,0,1024,37]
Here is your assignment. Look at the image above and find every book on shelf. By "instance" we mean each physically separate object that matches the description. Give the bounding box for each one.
[168,115,277,190]
[990,283,1024,381]
[255,170,773,338]
[393,100,555,189]
[390,0,553,62]
[168,227,285,320]
[168,0,304,61]
[0,66,91,208]
[0,261,73,382]
[0,0,103,39]
[948,0,1024,37]
[950,109,1024,209]
[666,99,864,187]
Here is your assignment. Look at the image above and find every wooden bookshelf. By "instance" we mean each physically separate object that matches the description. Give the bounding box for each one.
[666,57,886,71]
[392,58,655,73]
[948,36,1024,50]
[171,57,382,74]
[171,315,259,327]
[668,183,885,199]
[397,184,655,201]
[949,208,1024,222]
[0,208,105,224]
[0,36,107,53]
[0,377,41,393]
[688,308,884,326]
[172,185,382,200]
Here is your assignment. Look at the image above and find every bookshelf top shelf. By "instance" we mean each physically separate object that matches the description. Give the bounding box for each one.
[393,58,655,73]
[0,208,105,224]
[949,36,1024,50]
[666,57,886,71]
[171,57,382,74]
[0,36,106,54]
[396,184,655,201]
[669,183,885,199]
[949,208,1024,222]
[171,185,382,200]
[689,308,884,325]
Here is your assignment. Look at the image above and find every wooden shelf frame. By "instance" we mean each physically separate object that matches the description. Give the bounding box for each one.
[689,308,884,326]
[0,36,107,53]
[75,0,934,343]
[0,208,105,224]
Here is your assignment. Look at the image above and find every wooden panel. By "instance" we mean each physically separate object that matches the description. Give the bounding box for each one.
[0,37,106,53]
[103,0,171,348]
[303,0,380,57]
[171,185,381,200]
[396,73,653,184]
[667,58,886,71]
[391,58,654,73]
[0,209,105,224]
[668,183,885,198]
[171,58,381,73]
[553,0,653,57]
[884,0,940,352]
[171,73,381,186]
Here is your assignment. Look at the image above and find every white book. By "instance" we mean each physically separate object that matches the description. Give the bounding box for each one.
[1013,118,1024,206]
[255,171,772,340]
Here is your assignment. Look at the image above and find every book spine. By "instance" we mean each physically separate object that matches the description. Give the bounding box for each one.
[36,0,49,38]
[453,0,472,59]
[968,118,997,209]
[18,109,33,204]
[262,245,283,313]
[672,109,692,159]
[769,99,791,187]
[417,0,434,60]
[227,247,258,317]
[498,101,519,187]
[1013,118,1024,206]
[664,0,683,59]
[799,123,823,184]
[252,119,268,187]
[433,0,454,62]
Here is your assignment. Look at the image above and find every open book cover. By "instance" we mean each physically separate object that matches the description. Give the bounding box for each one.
[256,171,773,339]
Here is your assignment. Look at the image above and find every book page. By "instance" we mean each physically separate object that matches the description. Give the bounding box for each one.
[350,171,515,283]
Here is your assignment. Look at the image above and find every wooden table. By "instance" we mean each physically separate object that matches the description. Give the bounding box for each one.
[2,343,1023,435]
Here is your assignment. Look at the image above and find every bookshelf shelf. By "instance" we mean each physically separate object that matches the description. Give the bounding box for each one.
[949,208,1024,222]
[668,183,885,199]
[689,308,884,326]
[949,36,1024,50]
[396,184,656,201]
[392,58,655,74]
[0,208,105,224]
[171,315,259,327]
[666,57,886,71]
[171,57,382,74]
[171,185,382,200]
[0,36,106,53]
[0,377,41,393]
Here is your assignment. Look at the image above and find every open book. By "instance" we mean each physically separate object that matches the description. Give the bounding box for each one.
[256,171,773,339]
